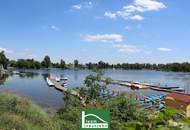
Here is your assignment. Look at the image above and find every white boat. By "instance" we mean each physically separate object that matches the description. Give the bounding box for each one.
[171,87,185,92]
[12,71,20,75]
[55,77,61,82]
[46,77,54,86]
[62,83,68,87]
[61,77,68,80]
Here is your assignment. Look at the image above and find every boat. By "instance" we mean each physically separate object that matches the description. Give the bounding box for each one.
[171,87,185,92]
[61,77,68,81]
[55,77,61,82]
[46,77,54,86]
[12,71,20,75]
[62,82,68,87]
[152,85,180,90]
[119,82,131,86]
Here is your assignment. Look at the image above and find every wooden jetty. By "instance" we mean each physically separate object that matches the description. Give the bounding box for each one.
[101,78,187,94]
[50,78,86,106]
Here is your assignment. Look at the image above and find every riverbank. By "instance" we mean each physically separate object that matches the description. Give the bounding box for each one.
[1,90,190,130]
[0,91,61,130]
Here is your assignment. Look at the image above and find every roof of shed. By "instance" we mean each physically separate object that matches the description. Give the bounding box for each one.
[167,93,190,103]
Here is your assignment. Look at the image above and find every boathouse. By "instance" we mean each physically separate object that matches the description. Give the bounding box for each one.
[165,93,190,117]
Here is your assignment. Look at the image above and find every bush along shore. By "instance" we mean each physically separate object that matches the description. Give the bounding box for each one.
[1,71,190,130]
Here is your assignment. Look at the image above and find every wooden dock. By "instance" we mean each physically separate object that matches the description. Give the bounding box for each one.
[50,78,86,106]
[101,78,189,95]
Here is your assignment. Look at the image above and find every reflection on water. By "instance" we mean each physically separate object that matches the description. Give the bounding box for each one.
[19,72,39,79]
[0,74,8,85]
[41,73,50,81]
[74,70,79,81]
[0,69,190,108]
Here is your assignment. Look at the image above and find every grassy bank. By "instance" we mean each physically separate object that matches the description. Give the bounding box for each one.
[0,92,63,130]
[0,91,190,130]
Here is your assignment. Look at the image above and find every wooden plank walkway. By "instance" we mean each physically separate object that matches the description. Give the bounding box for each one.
[101,78,190,95]
[50,78,86,106]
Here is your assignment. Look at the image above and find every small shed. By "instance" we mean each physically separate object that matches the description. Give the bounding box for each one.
[165,93,190,117]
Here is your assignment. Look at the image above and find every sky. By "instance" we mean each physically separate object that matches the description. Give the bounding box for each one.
[0,0,189,64]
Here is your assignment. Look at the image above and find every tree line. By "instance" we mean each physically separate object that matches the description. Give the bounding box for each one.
[1,51,190,72]
[86,61,190,72]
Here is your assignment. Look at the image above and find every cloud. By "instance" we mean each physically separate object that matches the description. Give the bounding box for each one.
[157,48,172,52]
[85,1,93,8]
[83,34,123,43]
[71,1,93,10]
[42,25,60,31]
[0,47,13,54]
[72,4,82,10]
[105,0,166,20]
[50,25,60,31]
[135,0,166,11]
[113,44,140,53]
[130,15,144,20]
[104,11,117,19]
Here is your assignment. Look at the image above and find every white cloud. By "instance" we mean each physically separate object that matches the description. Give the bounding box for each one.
[104,11,117,19]
[157,48,172,52]
[83,34,123,43]
[85,1,93,8]
[113,44,140,53]
[105,0,166,20]
[50,25,60,31]
[135,0,166,11]
[42,25,60,31]
[72,2,93,10]
[72,4,82,10]
[130,15,144,20]
[0,47,13,54]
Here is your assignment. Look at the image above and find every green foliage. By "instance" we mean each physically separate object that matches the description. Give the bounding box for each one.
[86,61,190,72]
[0,51,9,69]
[0,90,189,130]
[9,60,17,67]
[41,56,51,68]
[0,92,62,130]
[16,59,41,69]
[0,74,8,85]
[60,59,66,69]
[57,91,83,130]
[74,59,79,68]
[84,72,106,102]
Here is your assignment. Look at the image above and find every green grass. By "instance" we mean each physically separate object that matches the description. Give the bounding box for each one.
[0,92,61,130]
[0,91,190,130]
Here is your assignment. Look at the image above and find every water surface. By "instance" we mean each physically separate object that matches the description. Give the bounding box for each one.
[0,69,190,108]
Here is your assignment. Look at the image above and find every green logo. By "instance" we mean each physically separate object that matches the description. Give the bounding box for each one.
[80,109,110,130]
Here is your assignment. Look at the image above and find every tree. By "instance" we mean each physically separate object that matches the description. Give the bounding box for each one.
[60,59,66,69]
[34,61,41,69]
[41,56,51,68]
[74,60,79,68]
[0,51,9,69]
[9,60,17,68]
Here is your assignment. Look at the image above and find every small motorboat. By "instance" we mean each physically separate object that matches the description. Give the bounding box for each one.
[46,77,54,86]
